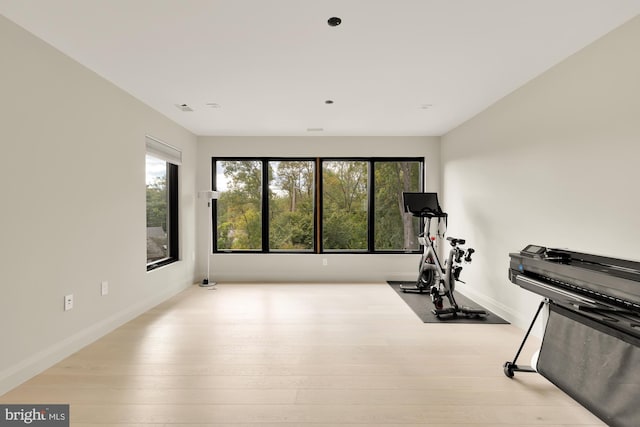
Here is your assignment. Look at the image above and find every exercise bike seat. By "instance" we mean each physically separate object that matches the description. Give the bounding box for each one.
[447,237,465,246]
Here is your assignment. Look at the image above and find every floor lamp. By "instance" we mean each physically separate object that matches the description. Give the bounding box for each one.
[199,190,220,286]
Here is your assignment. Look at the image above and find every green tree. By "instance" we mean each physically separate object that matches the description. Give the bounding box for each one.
[216,161,263,250]
[146,176,167,230]
[146,176,168,261]
[374,161,420,250]
[269,161,314,250]
[322,161,368,250]
[214,159,422,252]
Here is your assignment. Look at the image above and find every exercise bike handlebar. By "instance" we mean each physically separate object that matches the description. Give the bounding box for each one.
[406,207,448,218]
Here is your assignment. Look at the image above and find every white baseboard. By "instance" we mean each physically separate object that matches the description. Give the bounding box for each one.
[0,283,190,396]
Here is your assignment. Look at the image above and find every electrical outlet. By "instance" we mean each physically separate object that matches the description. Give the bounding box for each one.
[322,258,328,266]
[101,281,109,296]
[64,294,74,311]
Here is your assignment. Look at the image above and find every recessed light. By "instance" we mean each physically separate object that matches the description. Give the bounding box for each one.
[206,103,221,109]
[307,128,324,132]
[327,17,342,27]
[420,104,433,109]
[325,100,334,104]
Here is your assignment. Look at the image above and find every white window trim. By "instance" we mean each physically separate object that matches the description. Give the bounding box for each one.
[145,135,182,165]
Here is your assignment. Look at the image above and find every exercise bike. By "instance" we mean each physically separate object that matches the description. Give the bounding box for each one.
[400,193,486,318]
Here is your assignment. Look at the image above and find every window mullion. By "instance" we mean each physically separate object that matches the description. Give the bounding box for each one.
[316,158,322,253]
[368,161,375,253]
[262,159,269,253]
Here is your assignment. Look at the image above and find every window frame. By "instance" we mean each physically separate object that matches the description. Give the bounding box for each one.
[146,158,179,271]
[267,158,317,253]
[319,157,371,253]
[212,156,423,255]
[213,158,265,253]
[213,157,317,254]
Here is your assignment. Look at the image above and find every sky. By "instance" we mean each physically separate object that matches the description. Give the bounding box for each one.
[145,155,166,186]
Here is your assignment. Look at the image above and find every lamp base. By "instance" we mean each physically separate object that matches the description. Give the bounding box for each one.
[200,278,216,287]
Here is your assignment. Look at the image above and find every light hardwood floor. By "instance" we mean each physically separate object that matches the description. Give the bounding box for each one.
[1,283,604,426]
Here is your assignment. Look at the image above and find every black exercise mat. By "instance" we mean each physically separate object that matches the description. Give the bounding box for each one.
[388,281,509,324]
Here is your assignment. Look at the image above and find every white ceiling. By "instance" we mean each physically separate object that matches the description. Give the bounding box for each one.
[2,1,639,136]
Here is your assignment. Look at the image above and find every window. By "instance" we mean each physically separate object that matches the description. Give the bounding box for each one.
[215,160,263,251]
[212,157,423,254]
[269,160,315,251]
[322,160,368,251]
[146,137,179,270]
[373,161,422,251]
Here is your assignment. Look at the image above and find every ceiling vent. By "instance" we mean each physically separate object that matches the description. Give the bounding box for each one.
[175,103,194,112]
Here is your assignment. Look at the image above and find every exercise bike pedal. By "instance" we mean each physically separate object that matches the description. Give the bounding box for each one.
[431,296,444,310]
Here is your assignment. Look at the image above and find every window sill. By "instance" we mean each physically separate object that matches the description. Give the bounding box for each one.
[146,257,178,272]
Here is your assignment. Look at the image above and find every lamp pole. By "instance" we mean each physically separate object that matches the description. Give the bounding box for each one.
[199,191,219,286]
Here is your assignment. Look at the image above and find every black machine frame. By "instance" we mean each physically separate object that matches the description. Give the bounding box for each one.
[505,245,640,427]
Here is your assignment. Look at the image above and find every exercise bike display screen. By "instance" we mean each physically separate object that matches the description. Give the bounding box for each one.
[402,192,443,216]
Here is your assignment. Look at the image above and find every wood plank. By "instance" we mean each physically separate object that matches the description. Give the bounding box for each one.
[0,283,605,426]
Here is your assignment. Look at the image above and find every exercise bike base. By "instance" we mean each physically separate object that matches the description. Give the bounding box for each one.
[432,306,487,318]
[399,284,428,293]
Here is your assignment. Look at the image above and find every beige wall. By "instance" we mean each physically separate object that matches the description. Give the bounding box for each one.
[441,16,640,331]
[0,16,198,394]
[195,136,441,283]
